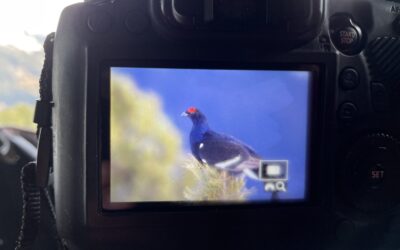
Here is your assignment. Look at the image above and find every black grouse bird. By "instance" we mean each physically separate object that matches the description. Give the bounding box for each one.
[182,107,261,179]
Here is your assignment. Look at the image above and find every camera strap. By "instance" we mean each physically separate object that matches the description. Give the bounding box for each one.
[34,33,55,189]
[16,33,67,250]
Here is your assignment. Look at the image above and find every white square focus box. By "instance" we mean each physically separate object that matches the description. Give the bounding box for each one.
[258,160,289,181]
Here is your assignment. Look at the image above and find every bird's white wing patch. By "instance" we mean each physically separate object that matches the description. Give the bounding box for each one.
[201,158,207,164]
[199,143,204,149]
[214,155,242,169]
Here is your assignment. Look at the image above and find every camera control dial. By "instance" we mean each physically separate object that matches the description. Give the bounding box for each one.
[343,134,400,212]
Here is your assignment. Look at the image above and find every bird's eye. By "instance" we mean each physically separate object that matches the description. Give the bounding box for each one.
[187,107,197,114]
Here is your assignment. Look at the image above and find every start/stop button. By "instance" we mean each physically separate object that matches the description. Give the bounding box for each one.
[336,27,359,48]
[329,14,364,55]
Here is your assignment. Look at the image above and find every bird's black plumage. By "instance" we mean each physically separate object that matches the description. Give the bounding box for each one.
[182,107,261,178]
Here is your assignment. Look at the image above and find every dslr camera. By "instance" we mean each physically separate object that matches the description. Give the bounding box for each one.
[49,0,400,249]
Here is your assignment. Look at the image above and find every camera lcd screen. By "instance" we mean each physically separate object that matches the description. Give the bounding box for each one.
[106,67,312,206]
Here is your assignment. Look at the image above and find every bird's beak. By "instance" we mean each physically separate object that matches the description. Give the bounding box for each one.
[181,111,188,117]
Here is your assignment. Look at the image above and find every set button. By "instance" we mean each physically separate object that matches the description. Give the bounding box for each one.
[344,134,400,212]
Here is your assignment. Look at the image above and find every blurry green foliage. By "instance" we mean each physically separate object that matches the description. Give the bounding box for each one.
[0,103,35,130]
[110,74,184,202]
[0,46,42,103]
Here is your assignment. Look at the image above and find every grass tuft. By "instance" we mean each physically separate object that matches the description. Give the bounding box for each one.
[182,156,252,201]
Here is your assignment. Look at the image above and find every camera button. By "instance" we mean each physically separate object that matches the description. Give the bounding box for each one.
[330,15,364,55]
[368,163,385,189]
[371,82,389,112]
[339,68,359,90]
[338,102,358,121]
[337,27,359,47]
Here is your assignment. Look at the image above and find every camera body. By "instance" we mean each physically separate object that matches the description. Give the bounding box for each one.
[52,0,400,249]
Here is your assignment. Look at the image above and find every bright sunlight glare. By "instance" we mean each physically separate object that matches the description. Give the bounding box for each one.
[0,0,81,52]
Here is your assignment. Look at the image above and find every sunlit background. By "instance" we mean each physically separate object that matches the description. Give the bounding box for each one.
[0,0,80,130]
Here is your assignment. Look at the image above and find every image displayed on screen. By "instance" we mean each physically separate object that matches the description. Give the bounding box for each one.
[109,67,312,204]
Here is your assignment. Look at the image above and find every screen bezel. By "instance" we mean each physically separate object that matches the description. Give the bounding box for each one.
[100,62,322,212]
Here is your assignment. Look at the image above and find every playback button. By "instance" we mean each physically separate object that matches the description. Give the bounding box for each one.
[338,102,358,121]
[339,68,359,90]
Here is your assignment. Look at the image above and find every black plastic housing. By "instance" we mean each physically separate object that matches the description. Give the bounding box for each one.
[52,0,400,249]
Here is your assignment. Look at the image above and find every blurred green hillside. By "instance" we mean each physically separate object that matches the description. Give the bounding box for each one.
[0,45,42,106]
[0,44,41,130]
[0,103,35,130]
[110,74,185,202]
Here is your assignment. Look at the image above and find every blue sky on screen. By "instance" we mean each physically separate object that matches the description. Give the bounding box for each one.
[112,67,311,200]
